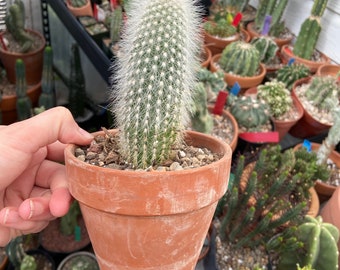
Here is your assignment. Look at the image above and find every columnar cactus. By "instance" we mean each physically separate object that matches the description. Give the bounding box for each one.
[203,18,237,38]
[109,6,123,44]
[277,216,339,270]
[276,63,311,90]
[257,80,292,118]
[5,0,34,53]
[111,0,201,169]
[293,0,329,60]
[251,36,279,64]
[6,236,37,270]
[229,95,270,131]
[219,41,261,77]
[305,76,340,112]
[38,46,56,110]
[15,59,32,120]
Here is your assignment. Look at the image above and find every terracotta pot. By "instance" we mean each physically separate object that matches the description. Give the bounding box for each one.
[289,77,332,138]
[0,30,46,85]
[320,186,340,267]
[65,129,232,270]
[66,0,93,17]
[246,22,293,48]
[0,82,42,125]
[210,54,266,89]
[280,45,331,74]
[294,142,340,203]
[203,29,240,56]
[201,45,212,69]
[316,63,340,77]
[244,87,304,141]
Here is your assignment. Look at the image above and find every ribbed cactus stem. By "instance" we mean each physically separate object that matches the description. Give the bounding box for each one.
[112,0,201,169]
[311,0,328,17]
[251,36,278,64]
[39,46,56,110]
[15,59,32,120]
[110,6,123,44]
[6,236,37,270]
[276,63,311,90]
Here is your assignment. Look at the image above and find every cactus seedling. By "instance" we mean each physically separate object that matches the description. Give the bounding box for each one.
[15,59,32,120]
[112,0,201,169]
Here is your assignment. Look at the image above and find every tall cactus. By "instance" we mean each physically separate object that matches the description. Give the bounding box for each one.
[111,0,201,169]
[277,216,339,270]
[219,41,260,77]
[293,0,329,60]
[109,6,123,44]
[39,46,56,110]
[15,59,32,121]
[5,0,34,53]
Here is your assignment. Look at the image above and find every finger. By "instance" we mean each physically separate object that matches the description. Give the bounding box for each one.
[46,141,68,162]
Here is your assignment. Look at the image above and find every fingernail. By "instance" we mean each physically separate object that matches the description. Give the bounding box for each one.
[28,200,34,219]
[3,209,9,224]
[78,127,93,140]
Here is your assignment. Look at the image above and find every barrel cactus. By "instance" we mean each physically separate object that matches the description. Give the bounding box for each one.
[15,59,32,120]
[257,80,292,118]
[276,63,311,90]
[277,215,339,270]
[251,36,278,64]
[203,18,237,38]
[219,41,261,77]
[111,0,201,169]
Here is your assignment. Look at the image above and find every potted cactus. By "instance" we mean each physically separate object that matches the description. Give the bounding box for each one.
[64,0,232,269]
[275,62,311,91]
[0,0,46,85]
[280,0,331,73]
[210,40,267,89]
[57,251,99,270]
[290,75,340,138]
[66,0,93,17]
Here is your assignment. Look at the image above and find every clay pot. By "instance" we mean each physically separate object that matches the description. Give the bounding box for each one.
[280,45,331,74]
[201,45,212,69]
[66,0,93,17]
[0,82,42,125]
[316,63,340,77]
[65,129,232,270]
[209,54,266,89]
[246,22,293,48]
[294,142,340,203]
[289,77,332,138]
[320,186,340,267]
[0,30,46,85]
[203,29,240,56]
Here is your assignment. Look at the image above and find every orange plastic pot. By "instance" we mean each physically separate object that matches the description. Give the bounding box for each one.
[65,129,232,270]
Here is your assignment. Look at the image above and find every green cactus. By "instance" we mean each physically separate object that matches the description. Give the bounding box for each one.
[317,107,340,164]
[219,41,261,77]
[107,6,123,45]
[68,43,86,119]
[191,82,214,134]
[276,63,311,90]
[305,76,340,112]
[68,0,87,7]
[217,144,330,249]
[296,265,315,270]
[15,59,32,120]
[196,67,226,102]
[257,80,292,118]
[203,18,237,38]
[60,200,81,236]
[277,216,339,270]
[293,0,329,60]
[251,36,279,64]
[39,46,56,110]
[6,236,37,270]
[5,0,34,53]
[229,95,271,131]
[111,0,201,169]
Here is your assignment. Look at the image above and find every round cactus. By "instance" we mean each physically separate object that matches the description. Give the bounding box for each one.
[276,63,311,90]
[219,41,261,77]
[257,80,292,118]
[230,95,271,131]
[203,18,237,38]
[251,36,278,64]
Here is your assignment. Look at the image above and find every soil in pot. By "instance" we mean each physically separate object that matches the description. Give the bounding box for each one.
[57,251,99,270]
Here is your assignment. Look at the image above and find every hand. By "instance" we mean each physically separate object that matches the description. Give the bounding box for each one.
[0,107,93,246]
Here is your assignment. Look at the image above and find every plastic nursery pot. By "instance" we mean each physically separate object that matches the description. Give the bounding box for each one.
[289,77,332,138]
[316,63,340,77]
[294,142,340,203]
[65,0,93,17]
[0,82,42,125]
[0,30,45,85]
[209,54,266,90]
[65,129,232,270]
[280,45,331,74]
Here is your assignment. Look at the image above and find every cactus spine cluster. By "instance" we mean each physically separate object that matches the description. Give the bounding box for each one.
[203,18,237,38]
[5,0,34,53]
[15,59,32,121]
[293,0,329,60]
[68,0,87,7]
[229,95,270,131]
[39,46,56,110]
[111,0,201,169]
[219,41,260,77]
[6,236,37,270]
[277,216,339,270]
[305,76,340,112]
[251,36,278,64]
[109,6,123,44]
[276,63,311,90]
[257,80,292,118]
